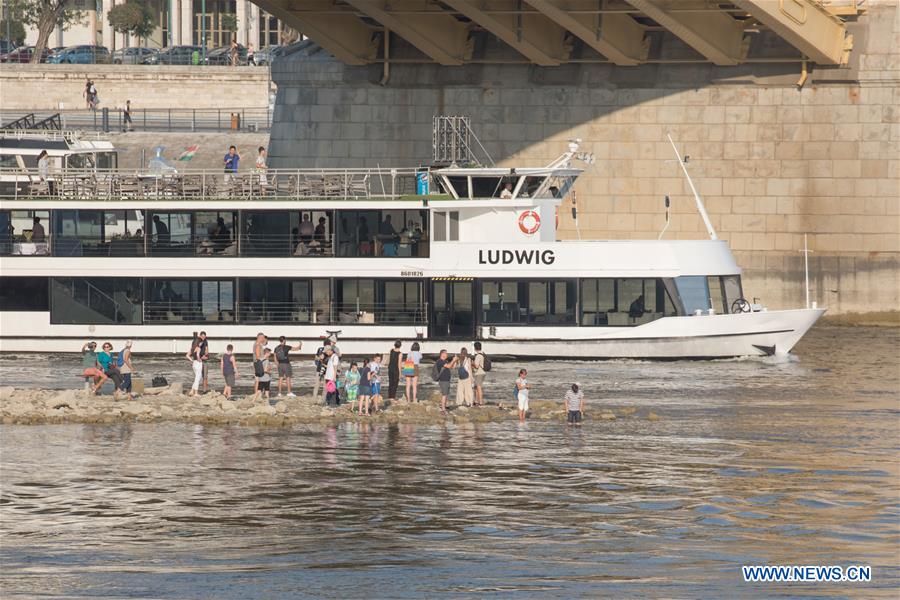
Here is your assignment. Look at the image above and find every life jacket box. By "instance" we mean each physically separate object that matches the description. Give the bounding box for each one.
[132,378,145,394]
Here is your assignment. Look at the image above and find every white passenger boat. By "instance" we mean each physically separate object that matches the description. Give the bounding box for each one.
[0,132,824,358]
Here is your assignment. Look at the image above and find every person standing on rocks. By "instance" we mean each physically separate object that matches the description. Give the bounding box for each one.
[198,331,210,393]
[434,349,456,415]
[472,341,488,407]
[369,354,383,412]
[456,347,474,408]
[274,336,301,397]
[254,348,273,401]
[357,358,371,415]
[323,346,339,407]
[81,341,107,394]
[387,340,402,402]
[564,383,584,426]
[403,342,422,403]
[516,368,531,422]
[344,362,360,411]
[187,334,203,397]
[221,343,238,400]
[117,340,134,401]
[252,332,267,395]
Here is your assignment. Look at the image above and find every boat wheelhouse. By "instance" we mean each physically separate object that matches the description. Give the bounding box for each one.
[0,136,824,358]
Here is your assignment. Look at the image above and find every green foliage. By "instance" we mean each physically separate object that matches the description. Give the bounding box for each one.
[0,18,27,46]
[107,1,155,40]
[7,0,85,31]
[220,13,237,33]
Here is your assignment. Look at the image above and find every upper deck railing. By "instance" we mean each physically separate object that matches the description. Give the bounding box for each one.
[0,167,427,201]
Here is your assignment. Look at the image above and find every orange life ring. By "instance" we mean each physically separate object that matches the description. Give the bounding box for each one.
[518,210,541,235]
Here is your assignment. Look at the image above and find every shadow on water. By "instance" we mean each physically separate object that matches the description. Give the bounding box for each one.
[1,325,898,597]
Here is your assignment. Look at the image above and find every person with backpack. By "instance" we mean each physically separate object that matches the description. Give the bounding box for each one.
[456,347,474,407]
[253,348,273,401]
[252,332,267,395]
[323,346,340,407]
[433,349,457,415]
[403,342,422,403]
[472,341,490,407]
[274,336,302,397]
[117,340,134,401]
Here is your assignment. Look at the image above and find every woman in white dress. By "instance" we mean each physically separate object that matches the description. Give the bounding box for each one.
[255,146,268,189]
[516,368,531,422]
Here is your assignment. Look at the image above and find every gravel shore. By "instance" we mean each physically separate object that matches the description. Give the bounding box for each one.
[0,385,655,427]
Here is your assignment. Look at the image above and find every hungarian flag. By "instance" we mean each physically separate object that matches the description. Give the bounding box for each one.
[177,145,199,161]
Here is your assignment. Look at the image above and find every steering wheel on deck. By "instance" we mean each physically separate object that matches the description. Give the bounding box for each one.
[731,298,751,314]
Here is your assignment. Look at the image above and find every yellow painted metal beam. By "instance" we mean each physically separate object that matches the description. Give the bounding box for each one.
[442,0,571,66]
[343,0,473,66]
[253,0,377,65]
[732,0,850,65]
[623,0,747,66]
[524,0,648,66]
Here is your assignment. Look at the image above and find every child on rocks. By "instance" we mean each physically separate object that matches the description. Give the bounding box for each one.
[369,354,383,412]
[564,382,584,426]
[254,348,273,401]
[345,362,360,412]
[221,344,239,400]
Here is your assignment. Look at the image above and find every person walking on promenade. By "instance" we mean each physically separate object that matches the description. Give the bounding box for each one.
[123,99,134,131]
[198,331,210,393]
[230,39,239,66]
[564,383,584,426]
[323,346,339,407]
[224,145,240,184]
[247,43,255,65]
[83,79,95,109]
[434,349,456,415]
[254,348,273,401]
[516,368,531,422]
[403,342,422,403]
[345,362,360,411]
[252,332,266,395]
[369,354,383,412]
[456,347,474,407]
[472,341,489,407]
[388,340,402,402]
[81,341,107,394]
[117,340,135,401]
[357,358,371,415]
[186,334,203,397]
[274,336,301,397]
[221,343,238,400]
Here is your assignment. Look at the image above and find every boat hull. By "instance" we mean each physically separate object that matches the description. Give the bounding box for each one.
[0,308,825,359]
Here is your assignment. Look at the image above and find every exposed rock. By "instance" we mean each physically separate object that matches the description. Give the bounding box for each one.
[647,412,661,421]
[599,412,617,420]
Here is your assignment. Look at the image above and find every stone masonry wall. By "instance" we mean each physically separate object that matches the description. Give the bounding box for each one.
[268,6,900,314]
[0,64,270,111]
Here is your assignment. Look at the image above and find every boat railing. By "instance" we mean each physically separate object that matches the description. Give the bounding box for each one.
[0,167,427,201]
[143,301,428,325]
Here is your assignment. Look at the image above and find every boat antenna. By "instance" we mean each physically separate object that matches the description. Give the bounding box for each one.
[666,133,717,240]
[658,195,671,240]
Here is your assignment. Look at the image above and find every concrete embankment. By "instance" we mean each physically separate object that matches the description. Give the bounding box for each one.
[0,386,658,427]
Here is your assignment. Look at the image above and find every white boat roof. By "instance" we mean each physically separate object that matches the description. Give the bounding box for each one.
[433,166,583,177]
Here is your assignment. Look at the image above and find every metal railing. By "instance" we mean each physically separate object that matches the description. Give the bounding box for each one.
[2,167,426,201]
[0,108,272,133]
[144,301,428,325]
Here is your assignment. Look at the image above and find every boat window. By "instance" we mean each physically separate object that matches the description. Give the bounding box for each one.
[380,280,425,323]
[433,211,447,242]
[148,212,193,256]
[708,276,726,314]
[50,277,141,324]
[96,152,117,171]
[241,210,292,257]
[449,211,459,240]
[0,154,19,169]
[675,276,711,315]
[239,278,329,323]
[144,279,234,323]
[581,278,677,326]
[195,211,237,255]
[3,210,50,255]
[333,279,425,324]
[480,280,575,324]
[335,279,376,323]
[66,154,95,170]
[0,276,49,311]
[722,275,743,312]
[53,210,145,257]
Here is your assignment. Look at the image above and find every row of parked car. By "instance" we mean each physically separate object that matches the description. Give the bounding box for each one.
[0,41,286,65]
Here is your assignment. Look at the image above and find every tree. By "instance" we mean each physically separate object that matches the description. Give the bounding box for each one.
[220,13,237,39]
[107,2,155,49]
[7,0,85,63]
[0,18,27,46]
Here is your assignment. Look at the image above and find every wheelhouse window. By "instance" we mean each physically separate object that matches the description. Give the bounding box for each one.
[581,278,677,326]
[50,277,142,324]
[1,210,50,255]
[52,210,145,257]
[0,277,49,311]
[145,279,234,322]
[674,276,711,315]
[239,278,330,323]
[480,280,576,325]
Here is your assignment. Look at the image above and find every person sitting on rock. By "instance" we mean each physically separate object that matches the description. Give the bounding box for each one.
[81,341,107,395]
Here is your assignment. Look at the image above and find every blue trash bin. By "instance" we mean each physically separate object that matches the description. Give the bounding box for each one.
[416,172,429,195]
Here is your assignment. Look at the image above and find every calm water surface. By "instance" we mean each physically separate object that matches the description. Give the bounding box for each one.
[1,325,898,598]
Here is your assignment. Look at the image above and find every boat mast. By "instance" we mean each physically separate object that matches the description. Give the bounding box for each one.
[667,133,718,241]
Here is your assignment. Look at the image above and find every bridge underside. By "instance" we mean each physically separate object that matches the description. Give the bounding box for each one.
[255,0,859,67]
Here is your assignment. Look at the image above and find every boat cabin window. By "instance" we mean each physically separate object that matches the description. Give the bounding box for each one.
[433,211,459,242]
[680,275,743,314]
[195,212,238,255]
[339,209,428,258]
[97,152,117,170]
[674,276,711,314]
[722,275,743,312]
[480,280,576,325]
[0,154,20,169]
[53,210,145,257]
[50,277,142,324]
[334,279,425,324]
[239,278,330,323]
[0,276,49,311]
[147,212,194,256]
[581,278,677,326]
[66,154,95,170]
[0,210,50,256]
[144,279,234,323]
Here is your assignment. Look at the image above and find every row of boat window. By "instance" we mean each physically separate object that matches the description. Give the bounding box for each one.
[0,209,430,258]
[0,276,743,326]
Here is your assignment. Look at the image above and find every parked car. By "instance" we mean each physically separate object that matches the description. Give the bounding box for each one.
[204,44,248,65]
[48,45,111,64]
[112,46,158,64]
[142,45,202,65]
[0,40,13,55]
[0,46,48,63]
[253,45,284,66]
[49,46,67,56]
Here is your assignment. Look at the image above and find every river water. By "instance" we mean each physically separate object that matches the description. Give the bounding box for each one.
[1,325,898,597]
